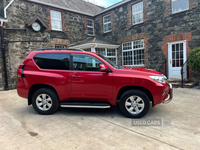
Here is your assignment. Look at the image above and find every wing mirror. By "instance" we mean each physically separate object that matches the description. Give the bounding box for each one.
[100,64,109,72]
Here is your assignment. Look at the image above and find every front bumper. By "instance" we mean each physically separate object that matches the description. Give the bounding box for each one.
[162,83,173,104]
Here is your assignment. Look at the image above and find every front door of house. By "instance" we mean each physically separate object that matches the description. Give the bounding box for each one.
[168,41,187,79]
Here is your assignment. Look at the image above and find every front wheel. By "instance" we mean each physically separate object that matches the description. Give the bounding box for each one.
[119,90,150,118]
[32,88,59,115]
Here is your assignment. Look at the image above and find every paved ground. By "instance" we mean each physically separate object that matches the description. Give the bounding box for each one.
[0,88,200,150]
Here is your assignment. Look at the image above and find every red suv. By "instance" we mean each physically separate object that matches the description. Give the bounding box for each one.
[17,48,172,118]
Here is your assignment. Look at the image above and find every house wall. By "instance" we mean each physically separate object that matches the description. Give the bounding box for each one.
[1,0,200,90]
[2,0,91,89]
[94,0,200,78]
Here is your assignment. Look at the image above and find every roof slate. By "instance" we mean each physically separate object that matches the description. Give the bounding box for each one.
[38,0,104,15]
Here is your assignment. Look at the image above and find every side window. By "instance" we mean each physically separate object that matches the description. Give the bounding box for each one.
[34,53,70,70]
[72,54,102,71]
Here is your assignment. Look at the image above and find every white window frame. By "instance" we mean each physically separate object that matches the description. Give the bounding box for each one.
[95,48,117,64]
[87,19,94,36]
[132,2,143,25]
[50,10,62,31]
[122,39,144,67]
[103,14,111,33]
[171,0,189,14]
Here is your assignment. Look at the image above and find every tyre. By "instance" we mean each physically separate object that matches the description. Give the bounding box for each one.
[32,88,59,115]
[119,90,150,118]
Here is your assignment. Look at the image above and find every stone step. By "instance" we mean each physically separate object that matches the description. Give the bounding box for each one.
[170,82,196,88]
[168,78,190,83]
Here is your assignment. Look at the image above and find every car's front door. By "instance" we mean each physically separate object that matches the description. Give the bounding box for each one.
[70,54,113,101]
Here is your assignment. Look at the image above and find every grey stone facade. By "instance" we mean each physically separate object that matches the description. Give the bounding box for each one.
[95,0,200,71]
[1,0,92,89]
[0,0,200,90]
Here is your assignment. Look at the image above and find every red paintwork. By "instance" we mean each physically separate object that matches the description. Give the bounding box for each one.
[17,50,171,106]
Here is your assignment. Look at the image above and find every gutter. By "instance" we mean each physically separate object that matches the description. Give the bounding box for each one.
[94,0,132,16]
[69,43,120,49]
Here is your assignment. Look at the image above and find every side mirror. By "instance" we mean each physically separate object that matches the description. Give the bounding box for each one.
[100,64,109,72]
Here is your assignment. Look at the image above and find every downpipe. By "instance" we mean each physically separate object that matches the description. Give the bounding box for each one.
[0,26,9,90]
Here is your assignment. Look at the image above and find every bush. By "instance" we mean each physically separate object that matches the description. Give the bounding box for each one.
[188,47,200,71]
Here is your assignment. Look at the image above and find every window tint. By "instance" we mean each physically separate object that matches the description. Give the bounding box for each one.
[72,54,102,71]
[34,53,70,70]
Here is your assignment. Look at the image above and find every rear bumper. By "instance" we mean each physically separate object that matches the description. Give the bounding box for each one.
[162,83,173,104]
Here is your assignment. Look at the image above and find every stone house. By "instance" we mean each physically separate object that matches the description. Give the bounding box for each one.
[0,0,199,90]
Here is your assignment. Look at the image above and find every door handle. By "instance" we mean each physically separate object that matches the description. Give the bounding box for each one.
[72,75,81,78]
[170,59,172,64]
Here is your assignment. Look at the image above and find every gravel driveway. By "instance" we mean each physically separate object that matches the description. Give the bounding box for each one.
[0,88,200,150]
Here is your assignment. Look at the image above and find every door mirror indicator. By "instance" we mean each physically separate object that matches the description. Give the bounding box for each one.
[100,64,109,72]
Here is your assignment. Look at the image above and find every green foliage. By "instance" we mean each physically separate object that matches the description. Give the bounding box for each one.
[188,47,200,71]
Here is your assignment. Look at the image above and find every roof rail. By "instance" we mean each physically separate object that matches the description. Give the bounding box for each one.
[35,48,84,51]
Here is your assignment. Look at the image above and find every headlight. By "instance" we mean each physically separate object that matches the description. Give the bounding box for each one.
[149,75,167,83]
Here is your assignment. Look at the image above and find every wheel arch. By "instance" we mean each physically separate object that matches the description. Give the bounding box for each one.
[28,84,59,105]
[116,86,154,106]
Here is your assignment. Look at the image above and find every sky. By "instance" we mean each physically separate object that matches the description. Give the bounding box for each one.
[84,0,123,8]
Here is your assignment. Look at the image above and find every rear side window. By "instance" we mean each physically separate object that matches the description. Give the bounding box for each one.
[34,53,70,70]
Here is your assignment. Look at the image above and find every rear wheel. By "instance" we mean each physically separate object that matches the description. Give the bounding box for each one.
[32,88,59,115]
[119,90,150,118]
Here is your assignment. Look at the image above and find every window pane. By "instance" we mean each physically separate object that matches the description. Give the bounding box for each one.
[104,23,111,32]
[51,10,61,20]
[132,2,143,25]
[51,20,62,30]
[107,49,116,56]
[133,50,144,65]
[34,53,70,70]
[123,42,132,50]
[51,10,62,30]
[108,57,116,64]
[87,27,94,35]
[95,48,106,56]
[87,19,93,27]
[72,54,101,71]
[104,15,111,23]
[172,0,189,13]
[133,40,144,49]
[55,45,66,48]
[123,51,133,65]
[83,48,91,52]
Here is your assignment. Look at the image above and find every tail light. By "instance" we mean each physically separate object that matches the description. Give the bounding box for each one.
[17,64,25,78]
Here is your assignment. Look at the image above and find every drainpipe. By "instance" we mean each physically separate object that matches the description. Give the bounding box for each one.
[4,0,15,18]
[0,26,8,90]
[0,0,15,90]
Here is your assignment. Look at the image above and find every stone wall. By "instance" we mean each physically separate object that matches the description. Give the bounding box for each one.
[3,0,90,89]
[95,0,200,77]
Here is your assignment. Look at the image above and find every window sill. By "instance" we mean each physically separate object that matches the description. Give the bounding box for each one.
[132,21,144,27]
[171,9,189,16]
[87,34,95,37]
[103,30,112,34]
[51,29,63,32]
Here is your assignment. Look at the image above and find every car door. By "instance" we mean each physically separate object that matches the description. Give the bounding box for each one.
[70,53,113,101]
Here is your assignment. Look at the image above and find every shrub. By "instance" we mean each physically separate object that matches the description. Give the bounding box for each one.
[188,47,200,71]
